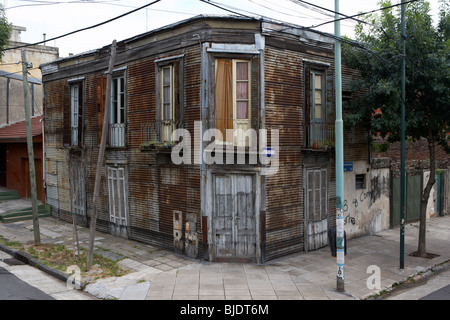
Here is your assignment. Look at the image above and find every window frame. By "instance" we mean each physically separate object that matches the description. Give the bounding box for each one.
[311,70,325,123]
[155,56,184,143]
[214,57,252,146]
[109,71,127,148]
[69,79,84,147]
[304,62,330,148]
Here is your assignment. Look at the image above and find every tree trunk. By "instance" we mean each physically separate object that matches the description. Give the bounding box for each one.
[417,133,436,258]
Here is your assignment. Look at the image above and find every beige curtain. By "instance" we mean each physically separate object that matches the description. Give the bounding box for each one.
[215,59,233,142]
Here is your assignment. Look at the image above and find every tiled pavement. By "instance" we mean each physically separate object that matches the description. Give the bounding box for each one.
[1,196,450,300]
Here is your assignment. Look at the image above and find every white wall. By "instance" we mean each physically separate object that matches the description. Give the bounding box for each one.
[343,159,391,239]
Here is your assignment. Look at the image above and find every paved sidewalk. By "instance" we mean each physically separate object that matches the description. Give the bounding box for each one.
[1,196,449,300]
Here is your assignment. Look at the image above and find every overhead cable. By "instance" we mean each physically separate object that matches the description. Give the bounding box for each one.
[0,0,161,52]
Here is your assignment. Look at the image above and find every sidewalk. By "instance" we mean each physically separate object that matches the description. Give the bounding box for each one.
[1,196,449,300]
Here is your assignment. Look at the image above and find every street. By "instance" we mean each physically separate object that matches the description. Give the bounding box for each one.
[385,268,450,300]
[0,251,93,300]
[0,265,54,300]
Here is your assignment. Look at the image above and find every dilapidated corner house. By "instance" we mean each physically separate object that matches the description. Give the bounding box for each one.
[40,15,386,263]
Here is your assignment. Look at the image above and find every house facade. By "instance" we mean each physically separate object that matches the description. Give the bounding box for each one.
[40,15,386,263]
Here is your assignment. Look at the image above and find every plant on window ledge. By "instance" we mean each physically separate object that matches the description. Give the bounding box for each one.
[140,140,177,151]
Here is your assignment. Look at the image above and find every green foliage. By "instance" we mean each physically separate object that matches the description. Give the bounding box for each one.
[343,0,450,153]
[0,4,11,60]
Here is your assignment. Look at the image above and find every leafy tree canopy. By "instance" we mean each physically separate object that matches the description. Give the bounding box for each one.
[0,4,11,60]
[343,0,449,153]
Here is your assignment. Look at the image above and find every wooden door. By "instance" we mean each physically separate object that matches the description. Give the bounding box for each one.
[213,174,256,260]
[107,166,129,238]
[305,168,328,251]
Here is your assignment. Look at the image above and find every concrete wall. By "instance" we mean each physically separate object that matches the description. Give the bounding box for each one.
[423,169,449,218]
[0,77,43,124]
[343,158,391,239]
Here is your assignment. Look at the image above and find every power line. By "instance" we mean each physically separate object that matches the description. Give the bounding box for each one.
[5,0,121,10]
[0,0,161,52]
[310,0,420,28]
[287,0,387,32]
[200,0,390,64]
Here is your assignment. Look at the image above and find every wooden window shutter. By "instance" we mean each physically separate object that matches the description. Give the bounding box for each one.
[96,76,107,145]
[63,83,71,147]
[304,64,312,122]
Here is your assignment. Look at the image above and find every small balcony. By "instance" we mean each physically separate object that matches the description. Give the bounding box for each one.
[304,121,335,151]
[139,120,185,151]
[109,123,126,148]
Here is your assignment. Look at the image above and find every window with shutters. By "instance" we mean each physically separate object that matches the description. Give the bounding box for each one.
[304,65,334,149]
[215,58,251,147]
[158,62,182,143]
[70,82,83,146]
[139,56,184,146]
[64,79,84,147]
[109,75,126,147]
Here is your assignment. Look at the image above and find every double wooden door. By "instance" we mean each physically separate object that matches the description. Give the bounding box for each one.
[213,174,256,261]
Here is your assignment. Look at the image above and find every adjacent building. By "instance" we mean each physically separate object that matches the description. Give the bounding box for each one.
[0,25,59,200]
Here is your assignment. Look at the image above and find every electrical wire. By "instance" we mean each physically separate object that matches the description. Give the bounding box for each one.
[310,0,420,28]
[5,0,121,10]
[0,0,161,52]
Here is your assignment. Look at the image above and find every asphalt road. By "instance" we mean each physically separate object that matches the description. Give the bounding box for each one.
[420,283,450,300]
[0,266,55,300]
[385,268,450,300]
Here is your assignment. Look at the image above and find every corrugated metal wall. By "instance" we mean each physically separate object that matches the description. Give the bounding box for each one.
[264,46,304,260]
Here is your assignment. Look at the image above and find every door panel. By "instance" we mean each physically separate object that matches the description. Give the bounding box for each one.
[214,175,234,258]
[213,174,255,260]
[305,168,328,251]
[235,175,255,258]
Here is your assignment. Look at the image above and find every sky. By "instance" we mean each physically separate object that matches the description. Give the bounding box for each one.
[2,0,444,58]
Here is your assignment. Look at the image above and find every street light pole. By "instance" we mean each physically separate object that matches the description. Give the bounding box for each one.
[335,0,345,292]
[400,0,406,270]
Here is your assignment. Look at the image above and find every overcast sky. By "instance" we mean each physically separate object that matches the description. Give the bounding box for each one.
[2,0,444,58]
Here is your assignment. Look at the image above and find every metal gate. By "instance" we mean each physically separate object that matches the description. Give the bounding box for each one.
[213,174,256,261]
[391,173,422,226]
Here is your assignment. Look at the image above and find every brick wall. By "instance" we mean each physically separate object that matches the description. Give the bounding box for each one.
[372,136,449,175]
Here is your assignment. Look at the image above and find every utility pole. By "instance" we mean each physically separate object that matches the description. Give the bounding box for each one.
[334,0,345,292]
[400,1,406,270]
[86,40,117,271]
[21,50,41,246]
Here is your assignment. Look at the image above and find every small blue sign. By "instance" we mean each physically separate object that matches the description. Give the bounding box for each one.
[344,162,353,172]
[263,148,275,157]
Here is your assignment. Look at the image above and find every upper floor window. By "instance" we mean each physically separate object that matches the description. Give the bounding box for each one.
[160,65,175,142]
[155,56,183,144]
[311,71,324,122]
[215,58,251,147]
[67,80,83,147]
[109,75,126,147]
[305,65,333,149]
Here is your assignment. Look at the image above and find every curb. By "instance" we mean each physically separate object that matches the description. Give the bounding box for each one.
[0,243,86,289]
[368,260,450,300]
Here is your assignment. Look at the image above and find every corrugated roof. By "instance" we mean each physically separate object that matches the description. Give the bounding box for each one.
[0,70,42,85]
[0,116,43,142]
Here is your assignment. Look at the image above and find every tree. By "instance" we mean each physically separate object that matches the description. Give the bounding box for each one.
[342,0,450,258]
[0,4,11,59]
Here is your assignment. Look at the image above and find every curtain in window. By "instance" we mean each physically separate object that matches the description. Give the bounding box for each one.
[215,59,233,142]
